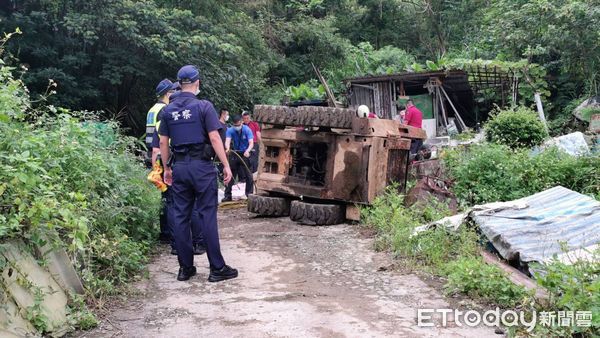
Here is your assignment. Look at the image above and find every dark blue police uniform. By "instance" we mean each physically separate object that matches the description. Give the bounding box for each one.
[151,111,205,254]
[158,92,226,271]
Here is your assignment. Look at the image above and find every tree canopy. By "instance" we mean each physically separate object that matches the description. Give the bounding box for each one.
[0,0,598,134]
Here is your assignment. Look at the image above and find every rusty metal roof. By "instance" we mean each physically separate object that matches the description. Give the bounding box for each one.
[472,186,600,266]
[344,70,468,84]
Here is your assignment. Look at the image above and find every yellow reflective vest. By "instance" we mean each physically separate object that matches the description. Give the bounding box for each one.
[145,102,166,146]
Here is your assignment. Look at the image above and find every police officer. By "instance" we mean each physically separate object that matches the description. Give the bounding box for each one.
[147,79,176,244]
[146,79,176,168]
[151,104,206,256]
[159,65,238,282]
[223,115,254,201]
[172,79,207,256]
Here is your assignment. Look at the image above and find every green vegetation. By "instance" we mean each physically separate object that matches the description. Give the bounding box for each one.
[0,53,159,331]
[533,256,600,337]
[364,110,599,335]
[0,0,597,135]
[547,97,587,136]
[363,186,599,336]
[485,107,548,149]
[362,188,527,308]
[445,258,527,308]
[286,80,326,102]
[443,144,600,205]
[580,107,600,122]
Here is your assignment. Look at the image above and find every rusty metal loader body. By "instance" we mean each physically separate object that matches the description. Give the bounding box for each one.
[248,105,426,225]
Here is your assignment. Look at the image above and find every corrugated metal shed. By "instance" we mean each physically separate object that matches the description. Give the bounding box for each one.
[472,186,600,266]
[345,70,476,125]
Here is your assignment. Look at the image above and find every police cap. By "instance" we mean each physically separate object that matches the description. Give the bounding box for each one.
[155,79,176,97]
[177,65,201,84]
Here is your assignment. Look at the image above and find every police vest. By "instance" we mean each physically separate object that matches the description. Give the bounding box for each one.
[145,102,166,146]
[162,97,212,147]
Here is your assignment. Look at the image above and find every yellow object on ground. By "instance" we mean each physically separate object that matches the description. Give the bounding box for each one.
[147,160,167,192]
[219,200,247,209]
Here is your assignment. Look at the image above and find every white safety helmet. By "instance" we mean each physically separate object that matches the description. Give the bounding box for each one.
[357,105,370,118]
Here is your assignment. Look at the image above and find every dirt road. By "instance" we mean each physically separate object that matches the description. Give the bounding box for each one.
[81,208,498,337]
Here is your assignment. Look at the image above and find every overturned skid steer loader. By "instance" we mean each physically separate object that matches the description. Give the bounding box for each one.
[248,105,426,225]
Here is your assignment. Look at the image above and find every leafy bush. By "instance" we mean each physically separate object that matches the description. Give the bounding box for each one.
[0,114,159,292]
[443,144,600,205]
[579,106,600,122]
[485,106,548,148]
[285,79,325,101]
[445,257,527,308]
[532,252,600,337]
[547,97,587,136]
[0,60,159,332]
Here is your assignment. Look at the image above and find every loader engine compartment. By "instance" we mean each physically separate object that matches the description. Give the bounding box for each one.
[287,142,328,187]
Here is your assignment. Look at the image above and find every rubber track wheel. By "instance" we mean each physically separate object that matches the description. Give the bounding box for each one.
[290,201,345,226]
[248,195,291,216]
[254,105,296,127]
[294,106,356,129]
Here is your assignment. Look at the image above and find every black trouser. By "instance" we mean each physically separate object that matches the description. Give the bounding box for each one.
[410,139,424,158]
[159,191,172,244]
[171,157,225,270]
[250,144,259,172]
[163,180,205,250]
[224,152,254,198]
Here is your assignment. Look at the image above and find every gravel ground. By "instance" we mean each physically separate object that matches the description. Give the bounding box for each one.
[78,207,499,338]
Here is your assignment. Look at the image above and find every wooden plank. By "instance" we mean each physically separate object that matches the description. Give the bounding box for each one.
[262,139,288,148]
[373,84,381,117]
[367,137,389,202]
[312,63,340,108]
[257,179,325,199]
[436,87,448,127]
[440,86,467,130]
[480,250,549,303]
[261,128,333,143]
[256,173,286,183]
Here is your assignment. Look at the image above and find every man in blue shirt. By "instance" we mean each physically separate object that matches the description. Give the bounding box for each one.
[223,115,254,201]
[159,65,237,282]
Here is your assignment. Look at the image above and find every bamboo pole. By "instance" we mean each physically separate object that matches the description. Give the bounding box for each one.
[440,86,467,130]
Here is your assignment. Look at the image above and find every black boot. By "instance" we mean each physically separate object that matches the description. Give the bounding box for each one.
[177,266,197,281]
[158,233,171,244]
[193,243,206,255]
[208,265,238,282]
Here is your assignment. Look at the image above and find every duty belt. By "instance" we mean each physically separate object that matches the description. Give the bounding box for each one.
[172,144,213,162]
